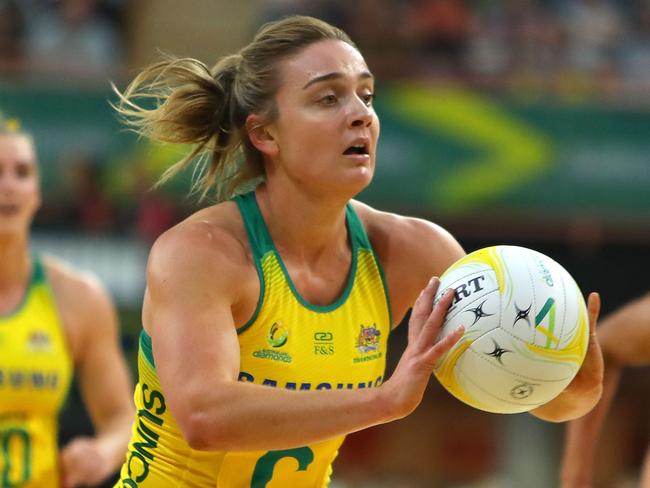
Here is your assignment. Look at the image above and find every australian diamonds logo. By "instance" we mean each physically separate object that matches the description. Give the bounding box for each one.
[253,321,292,363]
[267,321,288,348]
[353,324,383,364]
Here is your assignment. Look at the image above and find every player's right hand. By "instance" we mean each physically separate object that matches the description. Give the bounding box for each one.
[381,277,464,420]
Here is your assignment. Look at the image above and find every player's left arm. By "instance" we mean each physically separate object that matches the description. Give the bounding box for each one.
[51,263,134,487]
[529,292,604,423]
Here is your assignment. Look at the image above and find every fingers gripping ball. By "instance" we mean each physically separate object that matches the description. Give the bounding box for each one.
[432,246,589,414]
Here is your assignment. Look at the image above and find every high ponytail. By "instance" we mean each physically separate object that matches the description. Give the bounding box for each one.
[113,54,245,199]
[113,15,355,201]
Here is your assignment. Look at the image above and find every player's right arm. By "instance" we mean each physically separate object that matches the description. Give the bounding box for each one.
[144,217,463,452]
[560,292,650,488]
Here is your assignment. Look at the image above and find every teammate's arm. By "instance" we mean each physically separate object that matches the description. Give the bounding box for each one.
[560,293,650,488]
[58,272,134,488]
[145,219,463,452]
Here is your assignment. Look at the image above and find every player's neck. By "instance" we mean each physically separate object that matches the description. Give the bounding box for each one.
[255,183,350,264]
[0,234,31,288]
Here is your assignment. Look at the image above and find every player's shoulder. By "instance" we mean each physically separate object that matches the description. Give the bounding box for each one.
[350,200,463,263]
[351,201,465,323]
[154,201,246,259]
[41,256,116,350]
[42,256,109,305]
[148,200,251,285]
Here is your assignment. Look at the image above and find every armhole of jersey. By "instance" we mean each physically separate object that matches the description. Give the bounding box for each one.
[32,255,46,285]
[31,256,63,322]
[140,329,156,369]
[0,255,44,320]
[346,204,393,328]
[233,191,267,334]
[32,254,75,408]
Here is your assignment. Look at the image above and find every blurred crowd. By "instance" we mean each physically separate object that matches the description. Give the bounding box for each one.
[2,4,649,486]
[1,0,649,99]
[264,0,650,103]
[0,0,126,80]
[33,151,194,243]
[1,0,649,240]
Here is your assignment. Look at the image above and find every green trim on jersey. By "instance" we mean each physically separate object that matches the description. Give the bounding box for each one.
[373,254,393,328]
[234,191,391,321]
[117,193,392,488]
[32,256,46,285]
[0,257,45,319]
[140,330,155,369]
[139,192,393,365]
[234,192,267,334]
[0,254,73,488]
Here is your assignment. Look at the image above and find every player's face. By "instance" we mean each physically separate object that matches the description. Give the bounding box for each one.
[0,134,40,237]
[266,39,379,196]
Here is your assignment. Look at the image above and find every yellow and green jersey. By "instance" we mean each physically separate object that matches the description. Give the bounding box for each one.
[117,191,391,487]
[0,258,73,488]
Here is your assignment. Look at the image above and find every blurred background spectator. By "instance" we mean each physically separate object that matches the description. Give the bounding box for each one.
[1,1,649,487]
[0,0,25,66]
[2,0,650,97]
[1,0,126,80]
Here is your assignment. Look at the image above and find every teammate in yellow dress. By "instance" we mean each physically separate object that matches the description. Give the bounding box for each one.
[113,15,604,487]
[0,116,134,487]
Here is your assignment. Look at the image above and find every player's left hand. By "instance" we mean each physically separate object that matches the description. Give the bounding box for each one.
[562,292,604,400]
[59,437,110,488]
[531,292,604,422]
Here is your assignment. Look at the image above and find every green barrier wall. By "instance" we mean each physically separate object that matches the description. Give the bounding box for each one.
[2,82,649,222]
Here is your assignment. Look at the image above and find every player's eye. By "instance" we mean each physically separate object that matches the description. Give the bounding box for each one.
[15,163,33,179]
[360,93,375,107]
[319,94,338,106]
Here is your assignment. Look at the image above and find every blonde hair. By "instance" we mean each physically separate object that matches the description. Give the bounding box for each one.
[0,113,38,175]
[113,15,355,200]
[0,113,24,135]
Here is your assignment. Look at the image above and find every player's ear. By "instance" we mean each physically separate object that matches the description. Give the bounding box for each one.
[246,114,278,157]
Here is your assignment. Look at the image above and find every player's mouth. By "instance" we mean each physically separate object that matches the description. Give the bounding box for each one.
[342,140,370,160]
[0,204,20,217]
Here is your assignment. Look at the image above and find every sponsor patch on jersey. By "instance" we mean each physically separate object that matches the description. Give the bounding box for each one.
[26,330,52,353]
[251,321,293,362]
[267,321,288,348]
[356,324,381,354]
[313,331,334,356]
[252,348,293,363]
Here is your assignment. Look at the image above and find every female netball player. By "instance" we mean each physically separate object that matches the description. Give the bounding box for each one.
[113,15,604,487]
[0,117,134,487]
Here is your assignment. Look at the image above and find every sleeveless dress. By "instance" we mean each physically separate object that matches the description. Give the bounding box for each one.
[116,192,391,487]
[0,258,73,488]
